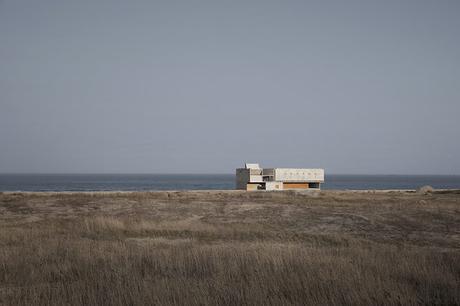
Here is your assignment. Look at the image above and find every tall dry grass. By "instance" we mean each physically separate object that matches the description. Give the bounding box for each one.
[1,216,459,306]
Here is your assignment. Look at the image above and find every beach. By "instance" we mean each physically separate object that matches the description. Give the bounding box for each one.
[1,190,459,305]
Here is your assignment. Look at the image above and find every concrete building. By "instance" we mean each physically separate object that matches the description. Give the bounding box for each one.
[236,163,324,191]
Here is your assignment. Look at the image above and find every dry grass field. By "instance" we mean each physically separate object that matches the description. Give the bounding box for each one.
[0,190,459,305]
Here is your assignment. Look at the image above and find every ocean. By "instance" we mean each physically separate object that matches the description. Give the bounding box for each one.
[0,174,459,192]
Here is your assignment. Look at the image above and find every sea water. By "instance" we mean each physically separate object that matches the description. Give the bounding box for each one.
[0,174,459,192]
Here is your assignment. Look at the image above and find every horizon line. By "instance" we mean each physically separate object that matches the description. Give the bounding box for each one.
[1,172,460,176]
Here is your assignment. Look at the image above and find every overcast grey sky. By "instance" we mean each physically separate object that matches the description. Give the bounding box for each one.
[1,0,459,174]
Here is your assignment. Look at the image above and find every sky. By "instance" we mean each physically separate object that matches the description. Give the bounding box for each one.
[1,0,459,174]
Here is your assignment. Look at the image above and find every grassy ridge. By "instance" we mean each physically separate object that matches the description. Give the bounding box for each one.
[0,191,459,305]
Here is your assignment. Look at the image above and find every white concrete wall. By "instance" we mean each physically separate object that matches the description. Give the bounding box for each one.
[265,181,283,190]
[270,168,324,182]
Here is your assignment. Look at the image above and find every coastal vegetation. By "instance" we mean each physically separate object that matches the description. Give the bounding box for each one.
[0,190,459,305]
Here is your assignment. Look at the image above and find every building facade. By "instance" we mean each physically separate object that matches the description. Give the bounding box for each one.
[236,163,324,191]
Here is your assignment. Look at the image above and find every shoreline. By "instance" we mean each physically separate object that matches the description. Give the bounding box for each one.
[1,188,460,194]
